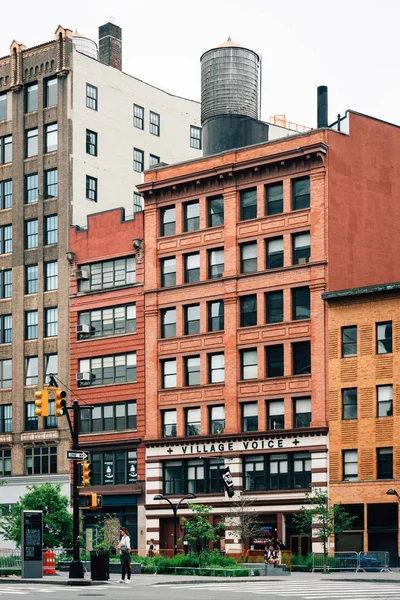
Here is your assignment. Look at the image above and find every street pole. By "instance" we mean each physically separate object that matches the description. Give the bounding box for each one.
[66,400,84,579]
[172,504,178,556]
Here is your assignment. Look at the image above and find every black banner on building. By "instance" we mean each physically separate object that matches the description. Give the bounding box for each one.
[220,466,235,497]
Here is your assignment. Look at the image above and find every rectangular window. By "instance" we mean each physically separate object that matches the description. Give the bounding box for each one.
[0,448,11,476]
[163,410,177,438]
[25,174,38,203]
[79,401,137,433]
[377,385,393,417]
[45,261,58,291]
[343,449,358,481]
[266,182,283,215]
[0,94,6,121]
[0,270,12,299]
[184,201,200,232]
[208,248,224,279]
[0,225,12,254]
[25,310,38,340]
[79,257,136,292]
[187,461,206,492]
[190,125,202,149]
[45,354,58,384]
[45,169,58,198]
[210,405,225,434]
[162,359,177,389]
[184,253,200,283]
[91,450,137,486]
[78,353,136,387]
[294,397,311,428]
[376,321,392,354]
[266,344,284,377]
[242,402,258,432]
[25,446,57,475]
[164,460,184,494]
[186,407,201,436]
[208,300,224,331]
[293,452,312,488]
[208,196,224,227]
[209,353,225,383]
[342,326,357,357]
[0,315,12,344]
[268,399,285,430]
[25,219,38,249]
[266,291,283,323]
[45,78,57,107]
[160,206,176,236]
[377,447,393,479]
[240,242,257,273]
[25,83,38,113]
[0,180,12,210]
[25,356,38,385]
[185,356,200,386]
[241,348,258,380]
[150,111,160,136]
[134,104,144,129]
[149,154,160,167]
[266,237,284,269]
[25,403,38,431]
[244,455,265,491]
[45,123,58,153]
[292,287,310,320]
[161,308,176,338]
[0,135,12,164]
[45,400,57,430]
[26,128,38,158]
[45,307,58,337]
[0,404,12,433]
[292,177,310,210]
[240,295,257,327]
[86,84,98,110]
[78,304,136,339]
[184,304,200,335]
[133,148,144,172]
[292,232,311,264]
[342,388,357,420]
[25,265,38,294]
[160,257,176,287]
[86,175,97,202]
[86,129,98,156]
[240,188,257,220]
[293,341,311,375]
[133,192,143,213]
[45,215,58,245]
[0,359,12,388]
[269,453,289,490]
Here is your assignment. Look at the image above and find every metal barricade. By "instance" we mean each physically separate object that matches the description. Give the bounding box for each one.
[358,551,392,572]
[0,548,21,572]
[312,551,358,572]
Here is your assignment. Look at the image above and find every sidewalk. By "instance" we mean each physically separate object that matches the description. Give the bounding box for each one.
[1,569,400,586]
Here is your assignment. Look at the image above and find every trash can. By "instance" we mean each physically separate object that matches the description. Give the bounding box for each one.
[90,550,109,581]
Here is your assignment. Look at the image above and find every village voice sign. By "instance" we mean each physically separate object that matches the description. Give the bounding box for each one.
[164,436,303,456]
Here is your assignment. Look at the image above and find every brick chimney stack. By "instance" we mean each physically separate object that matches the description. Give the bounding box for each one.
[98,22,122,70]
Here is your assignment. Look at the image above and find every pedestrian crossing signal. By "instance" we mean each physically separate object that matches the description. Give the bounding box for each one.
[83,493,102,509]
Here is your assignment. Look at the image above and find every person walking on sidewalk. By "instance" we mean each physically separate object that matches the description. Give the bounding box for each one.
[117,527,131,584]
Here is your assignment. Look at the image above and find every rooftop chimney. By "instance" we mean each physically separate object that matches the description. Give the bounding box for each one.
[317,85,328,128]
[98,21,122,70]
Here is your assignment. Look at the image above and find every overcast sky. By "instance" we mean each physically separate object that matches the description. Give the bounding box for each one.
[2,0,399,128]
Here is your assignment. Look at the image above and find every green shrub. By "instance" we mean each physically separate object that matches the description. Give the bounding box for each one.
[290,553,313,572]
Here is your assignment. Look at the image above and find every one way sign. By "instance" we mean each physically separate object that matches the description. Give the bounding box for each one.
[67,450,88,461]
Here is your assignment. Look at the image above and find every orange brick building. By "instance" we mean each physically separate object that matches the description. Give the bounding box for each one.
[139,109,400,555]
[323,282,400,566]
[69,208,145,551]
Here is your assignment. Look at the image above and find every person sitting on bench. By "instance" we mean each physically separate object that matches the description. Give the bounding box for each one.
[264,545,280,568]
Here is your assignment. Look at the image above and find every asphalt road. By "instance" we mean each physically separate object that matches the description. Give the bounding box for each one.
[0,580,399,600]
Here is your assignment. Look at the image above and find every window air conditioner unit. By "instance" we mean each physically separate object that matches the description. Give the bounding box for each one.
[76,324,90,334]
[298,258,307,265]
[75,269,89,280]
[76,372,91,382]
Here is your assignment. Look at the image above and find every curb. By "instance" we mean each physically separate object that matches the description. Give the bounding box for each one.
[0,577,107,586]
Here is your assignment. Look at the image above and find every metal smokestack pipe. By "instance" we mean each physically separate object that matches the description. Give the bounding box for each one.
[317,85,328,128]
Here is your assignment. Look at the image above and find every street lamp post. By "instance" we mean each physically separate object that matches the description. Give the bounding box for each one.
[153,493,196,555]
[386,489,400,503]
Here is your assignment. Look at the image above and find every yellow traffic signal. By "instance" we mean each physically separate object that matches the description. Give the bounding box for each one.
[82,461,92,487]
[55,389,67,417]
[35,389,49,417]
[83,493,102,509]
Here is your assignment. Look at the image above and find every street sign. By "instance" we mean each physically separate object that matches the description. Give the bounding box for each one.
[67,450,88,461]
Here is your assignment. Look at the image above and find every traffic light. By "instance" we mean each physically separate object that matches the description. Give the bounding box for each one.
[34,389,49,417]
[82,461,92,487]
[55,389,67,417]
[83,493,102,509]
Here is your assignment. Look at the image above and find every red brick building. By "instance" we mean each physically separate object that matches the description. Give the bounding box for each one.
[139,110,400,555]
[69,208,145,551]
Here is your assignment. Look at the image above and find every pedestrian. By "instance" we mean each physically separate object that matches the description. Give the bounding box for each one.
[148,538,155,557]
[264,544,279,568]
[117,526,131,584]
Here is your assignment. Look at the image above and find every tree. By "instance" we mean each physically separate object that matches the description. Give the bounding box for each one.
[0,482,73,548]
[181,503,222,555]
[223,493,264,557]
[293,489,356,572]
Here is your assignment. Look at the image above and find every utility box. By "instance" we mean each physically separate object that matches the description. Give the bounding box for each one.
[90,549,109,581]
